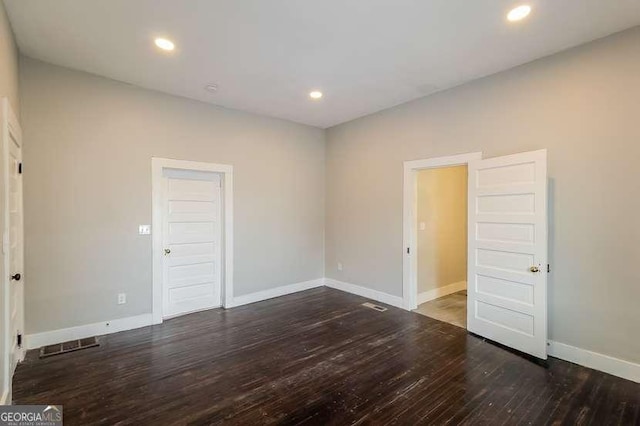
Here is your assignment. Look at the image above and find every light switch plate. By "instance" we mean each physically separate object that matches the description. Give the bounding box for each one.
[419,222,426,231]
[139,224,151,235]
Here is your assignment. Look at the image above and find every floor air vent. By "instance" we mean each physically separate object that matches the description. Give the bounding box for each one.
[39,337,100,358]
[362,302,387,312]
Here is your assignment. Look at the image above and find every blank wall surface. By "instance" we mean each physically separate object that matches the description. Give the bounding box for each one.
[417,166,467,294]
[20,57,325,335]
[0,1,18,114]
[325,27,640,364]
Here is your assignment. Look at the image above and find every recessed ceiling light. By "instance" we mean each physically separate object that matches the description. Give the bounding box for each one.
[309,91,323,100]
[507,5,531,22]
[205,84,218,93]
[154,38,175,51]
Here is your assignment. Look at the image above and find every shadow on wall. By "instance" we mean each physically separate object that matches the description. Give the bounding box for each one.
[547,178,555,336]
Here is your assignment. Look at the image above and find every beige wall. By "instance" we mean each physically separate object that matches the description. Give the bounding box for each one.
[417,166,466,294]
[325,27,640,364]
[20,57,325,335]
[0,0,18,114]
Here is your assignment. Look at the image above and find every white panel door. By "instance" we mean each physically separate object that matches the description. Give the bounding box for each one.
[467,149,547,359]
[7,119,24,373]
[162,169,222,318]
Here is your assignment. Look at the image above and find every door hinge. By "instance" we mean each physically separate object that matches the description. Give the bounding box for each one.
[18,162,22,174]
[407,247,410,255]
[547,264,550,273]
[17,333,22,348]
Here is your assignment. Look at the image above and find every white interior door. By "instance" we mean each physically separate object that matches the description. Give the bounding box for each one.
[2,98,24,400]
[162,169,222,318]
[467,149,548,359]
[7,126,23,368]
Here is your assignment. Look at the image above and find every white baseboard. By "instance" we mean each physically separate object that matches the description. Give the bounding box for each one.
[25,313,154,350]
[20,279,640,385]
[548,341,640,384]
[228,278,324,308]
[417,280,467,305]
[324,278,405,309]
[25,280,325,349]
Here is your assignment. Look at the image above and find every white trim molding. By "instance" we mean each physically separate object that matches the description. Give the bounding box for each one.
[19,278,640,385]
[417,281,467,305]
[402,152,482,311]
[325,278,405,309]
[228,279,324,308]
[548,341,640,384]
[151,157,234,324]
[25,314,154,350]
[0,389,8,405]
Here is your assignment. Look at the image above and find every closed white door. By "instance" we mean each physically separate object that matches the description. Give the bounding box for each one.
[162,169,222,318]
[467,149,548,359]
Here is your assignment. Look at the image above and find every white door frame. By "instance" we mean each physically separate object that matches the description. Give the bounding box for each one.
[402,152,482,310]
[1,98,24,404]
[151,158,233,324]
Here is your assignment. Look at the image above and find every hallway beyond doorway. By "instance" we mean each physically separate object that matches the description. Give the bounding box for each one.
[415,290,467,329]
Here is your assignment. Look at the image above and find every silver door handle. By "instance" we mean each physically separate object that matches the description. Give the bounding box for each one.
[529,266,540,273]
[164,248,171,255]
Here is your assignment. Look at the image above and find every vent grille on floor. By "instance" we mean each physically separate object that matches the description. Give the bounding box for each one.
[362,302,387,312]
[39,337,100,358]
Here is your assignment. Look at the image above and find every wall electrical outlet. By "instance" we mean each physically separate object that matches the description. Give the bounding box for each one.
[337,262,343,271]
[117,293,127,304]
[138,224,151,235]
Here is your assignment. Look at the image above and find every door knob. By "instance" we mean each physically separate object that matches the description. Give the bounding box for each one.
[164,248,171,255]
[529,266,540,273]
[11,273,21,281]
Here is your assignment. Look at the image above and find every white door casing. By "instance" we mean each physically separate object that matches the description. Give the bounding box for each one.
[2,98,24,403]
[151,158,233,324]
[162,169,222,318]
[402,152,482,310]
[467,149,548,359]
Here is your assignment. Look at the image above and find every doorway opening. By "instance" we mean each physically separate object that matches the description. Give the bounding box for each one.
[402,152,481,316]
[403,150,549,359]
[413,165,468,328]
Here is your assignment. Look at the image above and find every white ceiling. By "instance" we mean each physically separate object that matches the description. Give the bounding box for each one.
[5,0,640,128]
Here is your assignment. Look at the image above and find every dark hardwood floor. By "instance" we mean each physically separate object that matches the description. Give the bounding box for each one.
[13,288,640,425]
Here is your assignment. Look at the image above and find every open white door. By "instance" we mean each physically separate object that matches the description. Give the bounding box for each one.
[2,98,24,403]
[467,149,547,359]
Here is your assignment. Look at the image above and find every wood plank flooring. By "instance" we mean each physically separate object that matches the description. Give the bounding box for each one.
[415,290,467,329]
[12,288,640,425]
